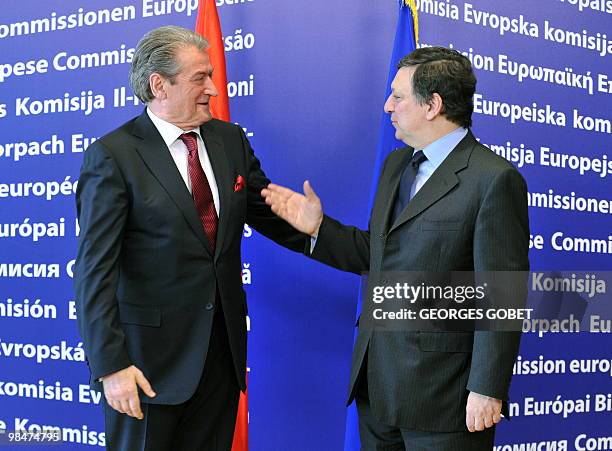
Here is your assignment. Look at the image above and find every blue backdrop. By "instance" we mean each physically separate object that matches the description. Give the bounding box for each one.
[0,1,610,450]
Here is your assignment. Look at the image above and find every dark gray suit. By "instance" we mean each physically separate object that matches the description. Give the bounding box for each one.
[310,132,529,438]
[74,110,306,448]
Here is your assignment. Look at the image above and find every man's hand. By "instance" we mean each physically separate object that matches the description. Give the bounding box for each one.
[466,391,502,432]
[261,181,323,236]
[101,365,156,420]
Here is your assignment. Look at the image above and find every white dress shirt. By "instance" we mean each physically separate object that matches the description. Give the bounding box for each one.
[146,108,220,216]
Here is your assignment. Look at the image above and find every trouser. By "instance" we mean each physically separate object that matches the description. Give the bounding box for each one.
[104,305,240,451]
[355,365,495,451]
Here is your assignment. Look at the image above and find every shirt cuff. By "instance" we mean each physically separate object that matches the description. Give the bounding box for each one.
[309,235,318,254]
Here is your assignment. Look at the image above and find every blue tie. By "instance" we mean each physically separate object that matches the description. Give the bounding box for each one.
[391,150,427,223]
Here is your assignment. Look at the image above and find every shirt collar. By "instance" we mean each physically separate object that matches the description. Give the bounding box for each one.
[146,108,202,148]
[421,127,468,169]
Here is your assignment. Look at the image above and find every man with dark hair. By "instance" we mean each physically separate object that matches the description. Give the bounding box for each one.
[74,26,305,450]
[397,47,476,128]
[262,46,529,450]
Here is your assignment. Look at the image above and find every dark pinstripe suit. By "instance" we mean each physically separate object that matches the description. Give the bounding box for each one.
[310,131,529,448]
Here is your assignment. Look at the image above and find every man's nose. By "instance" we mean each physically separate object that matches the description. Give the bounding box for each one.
[206,77,218,97]
[384,95,393,113]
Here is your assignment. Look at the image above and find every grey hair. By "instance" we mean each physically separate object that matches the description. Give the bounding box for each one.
[129,25,209,103]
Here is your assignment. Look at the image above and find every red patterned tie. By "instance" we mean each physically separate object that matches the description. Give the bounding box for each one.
[179,132,218,251]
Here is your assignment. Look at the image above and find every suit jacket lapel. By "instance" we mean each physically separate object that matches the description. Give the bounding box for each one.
[131,111,213,256]
[388,132,475,234]
[201,121,231,260]
[377,148,412,234]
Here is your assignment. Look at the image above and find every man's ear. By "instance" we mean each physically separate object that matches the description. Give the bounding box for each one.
[149,73,167,100]
[425,93,444,120]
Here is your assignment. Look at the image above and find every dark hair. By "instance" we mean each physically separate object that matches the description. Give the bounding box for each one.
[397,47,476,128]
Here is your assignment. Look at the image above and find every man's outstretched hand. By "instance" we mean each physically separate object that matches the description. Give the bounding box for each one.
[261,181,323,236]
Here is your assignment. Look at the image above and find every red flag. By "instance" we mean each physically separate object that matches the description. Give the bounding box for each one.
[232,374,249,450]
[196,2,247,450]
[196,0,230,121]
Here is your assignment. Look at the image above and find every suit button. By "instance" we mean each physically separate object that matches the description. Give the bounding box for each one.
[205,303,214,311]
[379,233,386,240]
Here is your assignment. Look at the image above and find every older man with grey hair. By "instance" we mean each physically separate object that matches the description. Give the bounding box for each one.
[74,25,306,450]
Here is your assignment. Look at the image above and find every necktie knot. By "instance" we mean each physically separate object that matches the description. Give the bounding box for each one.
[179,132,198,156]
[411,150,427,169]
